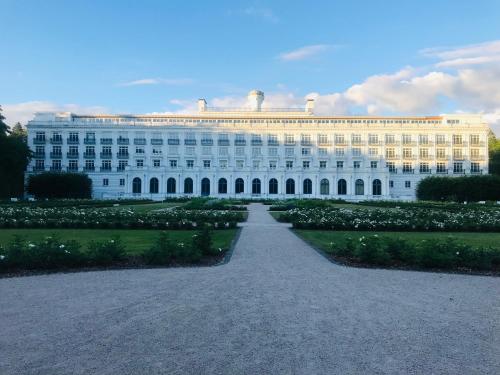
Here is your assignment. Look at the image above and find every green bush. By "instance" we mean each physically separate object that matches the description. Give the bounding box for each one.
[192,225,214,256]
[416,175,500,202]
[27,172,92,199]
[143,232,178,265]
[87,237,126,266]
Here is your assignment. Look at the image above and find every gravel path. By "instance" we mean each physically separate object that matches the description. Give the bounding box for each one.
[1,203,499,375]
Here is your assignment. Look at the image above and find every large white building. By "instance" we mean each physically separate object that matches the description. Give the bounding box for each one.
[26,90,489,200]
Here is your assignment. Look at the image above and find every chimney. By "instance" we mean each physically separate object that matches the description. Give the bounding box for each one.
[248,90,264,111]
[198,98,207,112]
[306,98,315,113]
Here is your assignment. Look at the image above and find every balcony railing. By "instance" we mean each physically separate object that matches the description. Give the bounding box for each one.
[184,139,197,145]
[100,138,113,145]
[50,138,63,144]
[33,138,46,144]
[284,141,296,146]
[83,166,95,172]
[167,139,180,145]
[100,166,112,172]
[117,153,129,159]
[33,152,45,158]
[32,166,45,171]
[470,169,483,175]
[268,141,279,146]
[117,138,129,145]
[419,169,431,174]
[402,142,417,147]
[234,140,246,146]
[84,152,96,159]
[67,138,79,145]
[84,138,96,145]
[402,169,415,174]
[50,152,62,158]
[470,155,485,161]
[66,167,79,172]
[50,166,62,171]
[100,152,113,159]
[201,139,214,146]
[300,141,312,146]
[251,140,263,146]
[134,138,147,145]
[218,139,230,146]
[67,152,79,158]
[151,139,163,145]
[436,169,449,174]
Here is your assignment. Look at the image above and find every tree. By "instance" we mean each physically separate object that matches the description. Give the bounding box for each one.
[0,107,32,198]
[27,172,92,199]
[10,122,27,138]
[488,130,500,175]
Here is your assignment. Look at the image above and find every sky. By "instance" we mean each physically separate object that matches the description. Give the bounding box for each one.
[2,0,500,133]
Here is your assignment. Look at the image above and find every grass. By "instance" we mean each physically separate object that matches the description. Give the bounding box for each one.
[105,201,184,213]
[269,211,285,220]
[295,230,500,251]
[0,228,238,255]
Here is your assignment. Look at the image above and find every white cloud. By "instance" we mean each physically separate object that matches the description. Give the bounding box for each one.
[2,101,108,126]
[421,40,500,68]
[120,78,194,87]
[243,6,279,23]
[278,44,332,62]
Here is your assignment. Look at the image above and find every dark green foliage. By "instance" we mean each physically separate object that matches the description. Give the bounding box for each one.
[27,172,92,199]
[488,130,500,175]
[87,237,126,266]
[192,225,214,256]
[143,232,178,265]
[416,175,500,202]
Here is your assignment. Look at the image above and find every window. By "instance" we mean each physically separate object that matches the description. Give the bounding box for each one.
[118,146,128,155]
[252,160,260,169]
[353,161,361,169]
[119,178,125,186]
[318,134,328,144]
[301,148,311,156]
[386,162,396,173]
[235,178,244,194]
[405,181,411,188]
[219,160,227,169]
[51,160,61,171]
[201,178,210,196]
[436,134,446,145]
[286,179,295,194]
[286,161,293,170]
[471,162,481,173]
[320,179,329,195]
[268,134,278,145]
[269,161,277,170]
[337,161,344,169]
[303,161,310,169]
[219,147,228,156]
[453,149,463,159]
[385,148,395,158]
[436,148,446,159]
[235,133,246,145]
[355,179,364,195]
[385,134,395,144]
[252,147,261,157]
[403,162,413,173]
[68,160,78,171]
[203,160,211,169]
[470,134,480,145]
[34,159,45,170]
[337,179,347,195]
[186,160,194,169]
[285,148,294,157]
[170,160,177,168]
[136,159,144,168]
[352,148,361,157]
[351,134,362,144]
[101,146,111,155]
[132,177,142,194]
[419,163,430,173]
[402,134,412,145]
[150,178,159,194]
[303,179,312,194]
[135,147,145,154]
[368,134,379,145]
[453,162,463,174]
[269,178,278,194]
[403,148,413,158]
[218,178,227,194]
[236,160,244,169]
[235,147,245,156]
[389,180,394,188]
[320,161,327,169]
[372,179,382,196]
[318,148,328,156]
[436,162,447,173]
[285,134,295,144]
[335,134,345,144]
[85,160,94,171]
[301,134,312,145]
[370,161,378,169]
[419,135,429,145]
[68,132,79,143]
[184,147,194,155]
[202,146,211,155]
[268,147,278,156]
[252,178,261,194]
[368,148,378,156]
[419,148,429,159]
[153,159,160,167]
[184,178,193,194]
[452,134,463,145]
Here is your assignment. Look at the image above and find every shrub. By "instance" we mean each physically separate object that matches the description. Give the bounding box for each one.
[88,237,126,266]
[416,175,500,202]
[355,235,391,265]
[192,225,214,256]
[27,172,92,199]
[143,232,178,265]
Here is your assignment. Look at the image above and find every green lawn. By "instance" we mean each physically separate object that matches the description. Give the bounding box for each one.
[295,230,500,252]
[105,201,184,213]
[0,228,237,255]
[268,211,285,220]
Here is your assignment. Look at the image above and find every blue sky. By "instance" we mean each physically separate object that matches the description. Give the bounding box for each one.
[2,0,500,132]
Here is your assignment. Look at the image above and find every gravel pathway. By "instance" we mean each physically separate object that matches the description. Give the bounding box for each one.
[1,203,499,375]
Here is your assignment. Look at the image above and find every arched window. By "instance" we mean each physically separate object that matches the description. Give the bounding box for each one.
[372,179,382,196]
[132,177,142,194]
[303,179,312,194]
[149,178,159,194]
[252,178,261,194]
[286,178,295,195]
[355,179,364,195]
[218,178,227,194]
[201,178,210,196]
[184,178,193,194]
[235,178,244,194]
[320,179,329,195]
[338,179,347,195]
[269,178,278,194]
[167,177,176,194]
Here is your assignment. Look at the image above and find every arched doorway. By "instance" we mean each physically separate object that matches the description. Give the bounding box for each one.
[252,178,261,194]
[218,178,227,194]
[372,179,382,196]
[149,177,159,194]
[235,178,244,194]
[132,177,142,194]
[286,178,295,195]
[303,178,312,195]
[355,179,364,195]
[320,179,329,195]
[167,177,176,194]
[201,178,210,196]
[338,179,347,195]
[184,178,193,194]
[269,178,278,194]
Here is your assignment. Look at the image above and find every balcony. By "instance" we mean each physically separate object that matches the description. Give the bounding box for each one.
[402,169,415,174]
[384,141,400,146]
[419,155,434,160]
[100,152,113,159]
[268,141,279,146]
[100,138,113,145]
[402,142,417,147]
[117,138,129,145]
[436,155,449,160]
[66,167,79,172]
[452,141,468,147]
[234,140,246,146]
[100,166,112,172]
[50,152,62,158]
[185,139,197,145]
[84,138,96,145]
[117,166,126,171]
[470,141,485,147]
[284,141,296,146]
[251,140,263,146]
[470,155,485,161]
[318,140,332,146]
[402,155,416,160]
[134,138,147,145]
[32,166,45,171]
[385,155,400,160]
[33,152,45,159]
[335,141,348,146]
[419,169,432,174]
[83,166,95,172]
[351,141,366,146]
[33,138,46,144]
[167,139,180,145]
[300,140,312,146]
[151,139,163,145]
[453,155,465,161]
[436,141,451,147]
[50,166,62,172]
[436,169,449,174]
[117,152,129,159]
[218,139,230,146]
[67,152,79,159]
[368,141,382,146]
[201,139,214,146]
[67,138,79,145]
[453,170,466,175]
[470,169,483,175]
[50,137,63,144]
[84,152,96,159]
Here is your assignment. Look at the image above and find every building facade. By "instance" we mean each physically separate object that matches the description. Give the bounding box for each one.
[26,90,489,200]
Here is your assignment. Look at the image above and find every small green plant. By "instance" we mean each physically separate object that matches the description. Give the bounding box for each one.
[88,236,126,266]
[192,224,214,256]
[143,232,177,265]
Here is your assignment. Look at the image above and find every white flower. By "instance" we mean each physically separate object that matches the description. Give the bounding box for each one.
[59,244,65,249]
[456,251,460,255]
[28,243,35,248]
[0,255,5,260]
[109,240,115,243]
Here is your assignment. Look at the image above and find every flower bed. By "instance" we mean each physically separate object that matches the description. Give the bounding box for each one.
[0,207,244,230]
[281,207,500,232]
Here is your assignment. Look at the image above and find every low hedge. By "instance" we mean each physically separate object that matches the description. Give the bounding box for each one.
[27,172,92,199]
[416,175,500,202]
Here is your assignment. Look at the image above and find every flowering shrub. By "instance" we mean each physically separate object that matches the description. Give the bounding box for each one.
[328,235,500,271]
[87,237,126,266]
[282,207,500,232]
[0,207,244,230]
